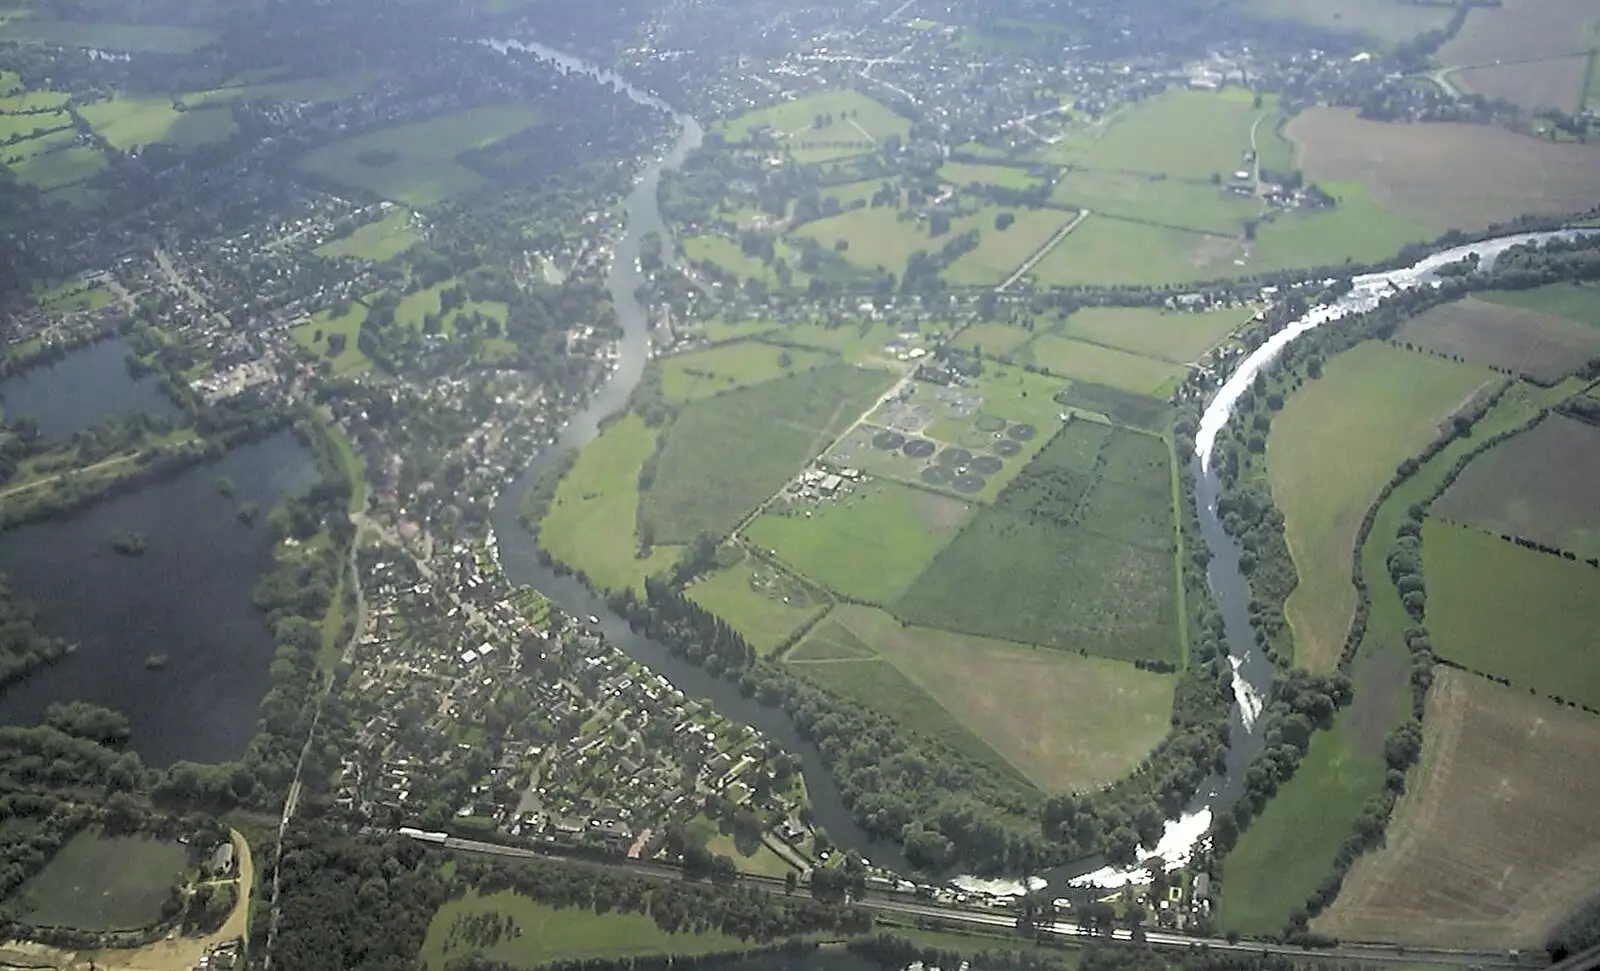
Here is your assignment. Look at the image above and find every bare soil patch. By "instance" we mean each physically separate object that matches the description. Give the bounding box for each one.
[1396,297,1600,384]
[1316,671,1600,948]
[1440,0,1596,112]
[1288,108,1600,230]
[915,490,971,530]
[1455,59,1589,115]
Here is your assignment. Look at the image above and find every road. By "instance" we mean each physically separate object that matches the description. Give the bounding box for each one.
[420,832,1534,969]
[996,208,1091,291]
[155,246,232,328]
[0,451,142,500]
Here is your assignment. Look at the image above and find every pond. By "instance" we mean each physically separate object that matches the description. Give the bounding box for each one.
[0,336,181,439]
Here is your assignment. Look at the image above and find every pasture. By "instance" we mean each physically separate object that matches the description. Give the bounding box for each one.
[938,162,1043,190]
[716,90,910,164]
[78,97,236,151]
[1245,181,1433,272]
[949,321,1035,357]
[1081,88,1267,181]
[941,207,1076,287]
[9,144,105,191]
[658,341,831,402]
[685,555,827,655]
[539,413,679,593]
[295,104,543,206]
[19,828,188,930]
[1432,413,1600,560]
[1236,0,1453,45]
[1288,107,1600,231]
[421,890,744,971]
[1315,670,1600,949]
[1423,520,1600,711]
[1439,0,1596,113]
[1056,305,1246,363]
[1049,168,1259,235]
[185,70,382,109]
[680,235,809,290]
[1397,297,1600,384]
[1476,282,1600,326]
[290,302,371,376]
[0,19,215,52]
[1029,216,1242,287]
[316,209,420,262]
[1265,341,1488,672]
[0,110,69,142]
[1016,334,1186,396]
[643,364,894,544]
[0,89,68,112]
[746,478,971,604]
[791,203,1070,283]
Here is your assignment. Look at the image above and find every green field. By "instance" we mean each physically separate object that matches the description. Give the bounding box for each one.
[9,144,105,191]
[1267,342,1488,672]
[291,303,371,376]
[1083,88,1267,180]
[1237,0,1455,46]
[1246,182,1433,272]
[685,555,828,655]
[394,279,506,337]
[19,829,188,930]
[938,162,1044,190]
[680,234,810,290]
[0,19,216,52]
[643,364,895,544]
[1016,334,1186,395]
[1050,168,1260,235]
[1476,282,1600,327]
[716,89,910,164]
[792,203,1069,283]
[658,341,831,402]
[1030,216,1240,287]
[746,478,971,604]
[185,70,382,109]
[316,209,420,262]
[941,207,1076,286]
[421,891,745,971]
[295,104,543,206]
[36,279,115,315]
[1424,520,1600,710]
[539,414,679,593]
[949,321,1036,357]
[0,110,69,142]
[1057,305,1246,363]
[0,89,69,113]
[78,97,236,151]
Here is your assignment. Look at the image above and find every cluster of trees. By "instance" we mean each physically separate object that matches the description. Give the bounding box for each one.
[0,793,87,907]
[618,579,756,675]
[0,577,72,692]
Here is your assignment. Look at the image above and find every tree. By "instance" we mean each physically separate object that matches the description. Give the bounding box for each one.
[994,211,1015,231]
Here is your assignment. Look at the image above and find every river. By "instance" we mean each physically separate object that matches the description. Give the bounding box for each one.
[0,336,181,439]
[484,36,1595,889]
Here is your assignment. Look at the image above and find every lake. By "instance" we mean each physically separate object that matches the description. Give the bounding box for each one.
[0,336,181,440]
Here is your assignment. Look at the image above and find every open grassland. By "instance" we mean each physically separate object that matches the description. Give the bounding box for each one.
[658,341,831,403]
[0,88,68,112]
[0,110,69,141]
[819,604,1176,793]
[746,478,972,604]
[78,97,235,151]
[1288,108,1600,231]
[1266,342,1489,672]
[9,144,105,191]
[1423,520,1600,710]
[938,162,1043,190]
[0,19,215,52]
[685,555,827,655]
[394,280,506,337]
[421,891,744,971]
[1082,88,1266,181]
[291,303,371,377]
[295,104,542,206]
[316,209,419,262]
[1439,0,1596,113]
[1397,297,1600,384]
[681,234,810,290]
[1476,282,1600,326]
[1246,181,1433,272]
[1432,413,1600,560]
[716,89,910,164]
[35,279,114,314]
[792,203,1068,282]
[20,829,188,930]
[696,317,904,365]
[1315,670,1600,948]
[1050,169,1260,235]
[184,70,381,108]
[1236,0,1453,45]
[1057,306,1246,363]
[540,414,679,593]
[1030,216,1240,287]
[949,321,1035,356]
[1017,334,1186,395]
[644,364,894,544]
[941,207,1076,287]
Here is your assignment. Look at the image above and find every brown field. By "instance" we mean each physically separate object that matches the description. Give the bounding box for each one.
[1288,108,1600,230]
[1396,297,1600,384]
[1432,413,1600,560]
[1439,0,1596,113]
[1315,670,1600,949]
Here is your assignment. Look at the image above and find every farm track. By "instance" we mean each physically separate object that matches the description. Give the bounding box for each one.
[995,208,1091,291]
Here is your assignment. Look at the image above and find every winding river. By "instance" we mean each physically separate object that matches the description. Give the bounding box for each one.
[485,36,1594,888]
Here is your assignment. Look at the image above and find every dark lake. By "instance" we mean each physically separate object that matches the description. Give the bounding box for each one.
[0,336,181,439]
[0,430,317,766]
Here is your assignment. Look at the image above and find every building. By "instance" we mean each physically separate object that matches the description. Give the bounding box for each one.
[210,841,236,878]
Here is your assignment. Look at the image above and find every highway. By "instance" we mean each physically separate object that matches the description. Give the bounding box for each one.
[416,832,1541,970]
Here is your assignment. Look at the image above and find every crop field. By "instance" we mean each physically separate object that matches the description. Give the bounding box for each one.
[0,19,216,52]
[78,97,236,151]
[1056,306,1246,363]
[643,364,895,544]
[1423,520,1600,710]
[685,555,828,655]
[823,604,1176,792]
[1288,107,1600,231]
[316,209,419,262]
[1476,281,1600,325]
[291,302,371,376]
[1015,334,1186,396]
[20,829,188,930]
[539,413,679,593]
[1050,169,1260,235]
[1266,342,1488,672]
[716,90,910,164]
[938,162,1043,190]
[1082,88,1268,181]
[1315,670,1600,949]
[1397,297,1600,384]
[941,207,1076,287]
[421,890,744,971]
[746,478,972,604]
[658,341,832,402]
[295,104,543,206]
[1439,0,1596,113]
[1029,216,1242,287]
[1432,413,1600,560]
[1238,0,1453,45]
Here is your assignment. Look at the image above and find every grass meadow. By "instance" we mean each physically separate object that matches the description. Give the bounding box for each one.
[1016,334,1186,395]
[20,828,188,930]
[657,341,832,402]
[316,209,420,262]
[291,302,372,377]
[685,555,828,655]
[0,19,215,52]
[1056,305,1246,363]
[78,97,236,151]
[938,161,1044,190]
[1082,87,1267,180]
[1029,216,1241,287]
[1049,168,1259,235]
[1476,282,1600,326]
[716,89,910,164]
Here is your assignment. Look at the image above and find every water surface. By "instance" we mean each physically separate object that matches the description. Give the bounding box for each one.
[0,337,181,439]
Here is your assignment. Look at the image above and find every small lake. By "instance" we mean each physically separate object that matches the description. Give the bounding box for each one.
[0,336,181,439]
[0,430,318,766]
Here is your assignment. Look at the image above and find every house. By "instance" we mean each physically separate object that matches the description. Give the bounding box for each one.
[210,841,236,878]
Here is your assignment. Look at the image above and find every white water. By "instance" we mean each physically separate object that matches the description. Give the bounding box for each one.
[1229,655,1265,731]
[950,874,1048,897]
[1068,808,1214,890]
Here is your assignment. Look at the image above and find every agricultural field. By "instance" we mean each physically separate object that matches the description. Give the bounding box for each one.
[1315,670,1600,949]
[18,829,188,930]
[1236,0,1454,45]
[693,317,907,365]
[295,104,543,206]
[1050,168,1260,236]
[1028,216,1241,287]
[1396,297,1600,383]
[538,413,679,593]
[746,478,972,604]
[715,89,910,164]
[1014,334,1186,396]
[1055,306,1247,363]
[421,890,744,971]
[8,144,105,191]
[941,207,1076,287]
[1439,0,1596,113]
[791,202,1069,283]
[680,234,810,290]
[659,341,832,402]
[642,364,895,544]
[948,321,1035,357]
[1266,342,1489,672]
[316,209,420,262]
[291,302,371,377]
[938,162,1043,190]
[1432,413,1600,560]
[1081,88,1269,181]
[1476,281,1600,326]
[0,110,69,141]
[78,97,236,151]
[1422,520,1600,710]
[184,70,382,109]
[1288,108,1600,231]
[1244,181,1434,272]
[684,554,828,655]
[0,19,216,52]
